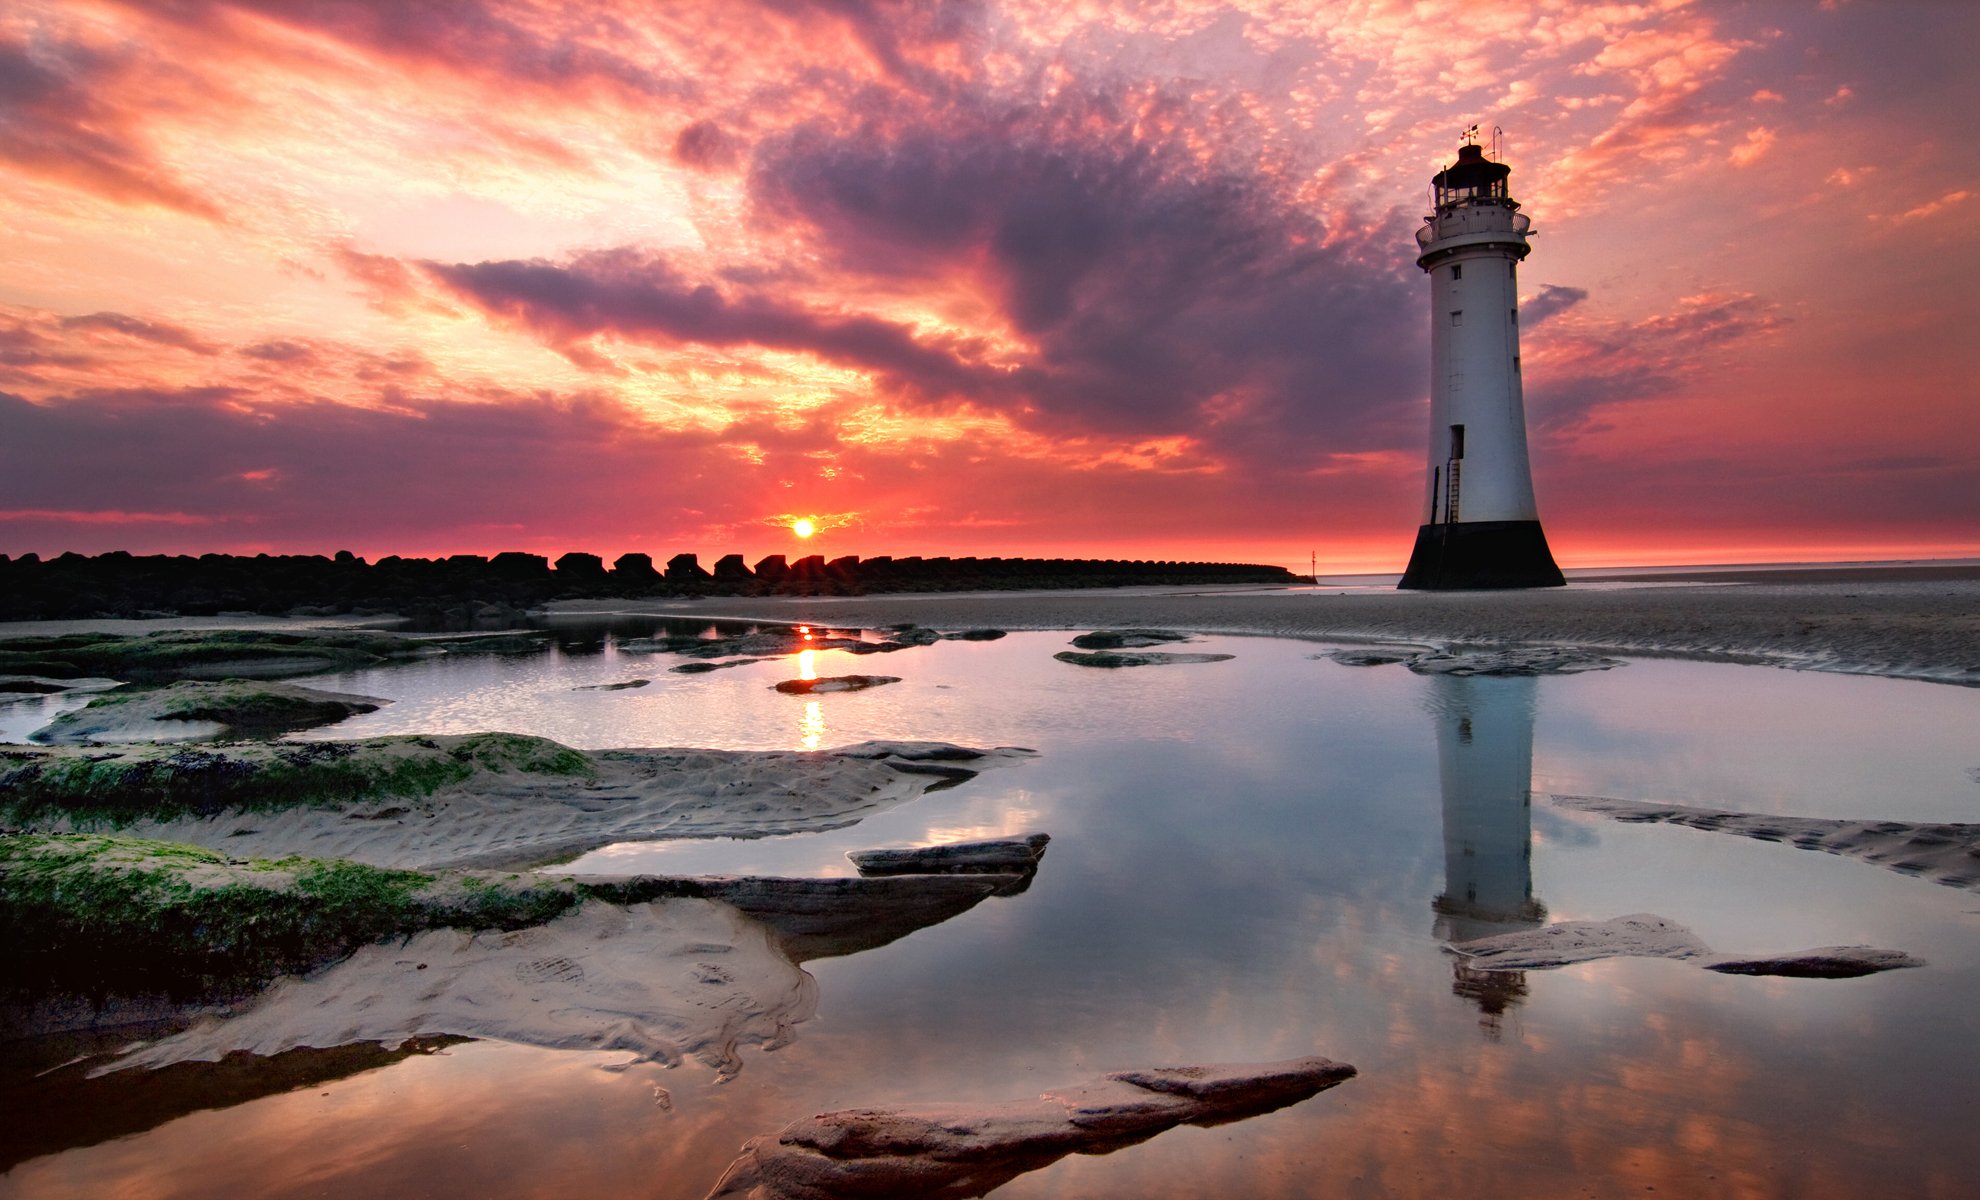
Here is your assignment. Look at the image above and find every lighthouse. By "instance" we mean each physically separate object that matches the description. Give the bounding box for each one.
[1398,133,1565,590]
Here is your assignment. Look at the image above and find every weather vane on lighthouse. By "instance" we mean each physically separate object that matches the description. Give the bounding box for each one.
[1398,127,1565,590]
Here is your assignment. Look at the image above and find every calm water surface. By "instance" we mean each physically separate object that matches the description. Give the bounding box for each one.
[4,620,1977,1199]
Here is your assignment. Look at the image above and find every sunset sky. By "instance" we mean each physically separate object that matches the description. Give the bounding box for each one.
[2,0,1974,572]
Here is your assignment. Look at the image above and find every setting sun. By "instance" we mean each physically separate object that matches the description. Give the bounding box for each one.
[791,518,816,539]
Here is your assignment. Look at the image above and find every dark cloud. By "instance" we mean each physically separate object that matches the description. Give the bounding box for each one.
[747,99,1423,451]
[0,37,221,217]
[129,0,693,102]
[0,385,749,552]
[425,88,1424,457]
[1522,285,1588,328]
[672,120,741,170]
[60,312,221,355]
[239,339,317,363]
[422,251,1002,404]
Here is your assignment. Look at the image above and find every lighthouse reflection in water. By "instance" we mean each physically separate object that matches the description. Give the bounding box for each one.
[1428,673,1546,1028]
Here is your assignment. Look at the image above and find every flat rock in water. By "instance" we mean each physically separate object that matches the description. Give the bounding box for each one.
[670,658,768,674]
[1550,793,1980,893]
[1453,912,1921,978]
[849,833,1050,876]
[427,634,551,656]
[1702,947,1924,978]
[942,628,1007,641]
[573,679,649,691]
[1322,647,1421,667]
[773,675,899,694]
[1070,629,1193,650]
[704,1056,1356,1200]
[1405,647,1625,676]
[0,676,122,699]
[1453,913,1713,969]
[1055,650,1235,668]
[30,679,385,744]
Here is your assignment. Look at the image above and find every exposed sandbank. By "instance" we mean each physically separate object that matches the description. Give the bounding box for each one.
[3,735,1035,870]
[1450,912,1921,978]
[1551,795,1980,892]
[5,831,1047,1061]
[549,569,1980,685]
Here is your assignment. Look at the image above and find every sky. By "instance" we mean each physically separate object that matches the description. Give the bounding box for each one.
[2,0,1975,572]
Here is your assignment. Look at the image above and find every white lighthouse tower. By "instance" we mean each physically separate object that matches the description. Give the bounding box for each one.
[1398,132,1565,590]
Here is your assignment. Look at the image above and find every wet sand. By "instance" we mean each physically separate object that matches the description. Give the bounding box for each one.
[550,565,1980,686]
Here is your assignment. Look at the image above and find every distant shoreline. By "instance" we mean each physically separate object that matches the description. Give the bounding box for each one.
[550,567,1980,687]
[5,562,1975,688]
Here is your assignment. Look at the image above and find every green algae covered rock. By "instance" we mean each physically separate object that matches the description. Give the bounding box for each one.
[31,679,388,744]
[0,629,423,681]
[0,832,578,999]
[0,732,597,825]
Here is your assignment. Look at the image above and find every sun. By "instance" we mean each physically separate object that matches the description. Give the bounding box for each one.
[791,517,816,539]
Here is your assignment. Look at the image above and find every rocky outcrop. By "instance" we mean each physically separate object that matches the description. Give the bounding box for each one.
[5,832,1048,1061]
[705,1057,1357,1200]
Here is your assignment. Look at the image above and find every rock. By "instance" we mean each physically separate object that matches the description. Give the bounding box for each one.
[0,676,121,698]
[1054,651,1236,668]
[428,633,550,656]
[1549,794,1980,894]
[1452,913,1922,979]
[1451,913,1713,970]
[573,679,649,691]
[30,680,385,744]
[0,629,421,681]
[849,834,1050,876]
[1070,629,1193,650]
[773,675,900,694]
[670,659,768,674]
[1405,647,1625,676]
[942,628,1008,641]
[1702,947,1925,978]
[704,1057,1357,1200]
[1323,648,1420,667]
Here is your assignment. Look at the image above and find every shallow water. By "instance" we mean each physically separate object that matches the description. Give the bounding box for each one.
[4,621,1978,1198]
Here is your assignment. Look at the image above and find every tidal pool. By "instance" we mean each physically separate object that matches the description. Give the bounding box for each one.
[4,620,1977,1198]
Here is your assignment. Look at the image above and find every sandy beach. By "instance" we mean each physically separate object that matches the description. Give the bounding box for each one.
[547,564,1980,687]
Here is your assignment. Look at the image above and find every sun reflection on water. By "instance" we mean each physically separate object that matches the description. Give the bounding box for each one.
[800,700,825,751]
[797,648,817,681]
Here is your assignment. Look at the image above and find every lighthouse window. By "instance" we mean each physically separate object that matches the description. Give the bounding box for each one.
[1514,355,1521,374]
[1450,310,1463,326]
[1451,264,1462,281]
[1510,308,1518,324]
[1449,424,1465,460]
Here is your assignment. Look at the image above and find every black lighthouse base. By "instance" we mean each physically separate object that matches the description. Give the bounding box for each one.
[1398,520,1565,590]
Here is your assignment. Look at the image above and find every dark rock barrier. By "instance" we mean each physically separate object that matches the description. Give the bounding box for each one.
[0,550,1300,622]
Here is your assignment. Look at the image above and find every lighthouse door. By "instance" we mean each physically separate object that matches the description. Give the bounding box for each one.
[1445,425,1465,523]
